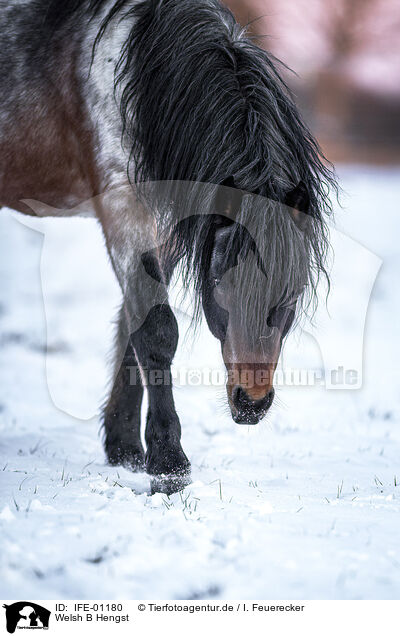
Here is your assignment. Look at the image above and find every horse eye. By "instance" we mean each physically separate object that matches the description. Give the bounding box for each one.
[213,277,221,287]
[267,305,295,337]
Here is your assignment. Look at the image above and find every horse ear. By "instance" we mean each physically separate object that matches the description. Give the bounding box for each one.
[285,181,309,212]
[284,181,310,230]
[221,176,236,189]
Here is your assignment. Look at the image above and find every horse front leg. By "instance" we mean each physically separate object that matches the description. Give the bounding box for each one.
[98,188,190,493]
[131,303,190,493]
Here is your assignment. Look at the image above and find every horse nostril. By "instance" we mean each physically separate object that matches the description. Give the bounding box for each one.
[232,385,275,413]
[232,385,249,410]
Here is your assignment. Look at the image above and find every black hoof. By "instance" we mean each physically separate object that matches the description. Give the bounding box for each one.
[106,444,145,472]
[146,442,190,474]
[150,470,192,495]
[145,441,191,494]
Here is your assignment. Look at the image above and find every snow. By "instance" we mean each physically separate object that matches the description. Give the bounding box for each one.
[0,166,400,600]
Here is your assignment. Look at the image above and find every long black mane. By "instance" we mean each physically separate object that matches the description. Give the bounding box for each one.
[41,0,337,321]
[40,0,336,202]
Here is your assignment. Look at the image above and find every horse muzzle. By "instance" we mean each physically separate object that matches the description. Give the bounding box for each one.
[229,385,275,425]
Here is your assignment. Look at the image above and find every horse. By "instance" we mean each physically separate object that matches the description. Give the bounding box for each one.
[0,0,336,493]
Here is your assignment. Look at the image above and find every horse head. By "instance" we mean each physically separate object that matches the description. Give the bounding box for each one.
[202,180,311,424]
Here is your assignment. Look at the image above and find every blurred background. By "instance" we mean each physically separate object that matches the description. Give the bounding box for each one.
[226,0,400,164]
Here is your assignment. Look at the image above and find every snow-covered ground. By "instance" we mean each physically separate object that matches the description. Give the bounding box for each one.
[0,167,399,600]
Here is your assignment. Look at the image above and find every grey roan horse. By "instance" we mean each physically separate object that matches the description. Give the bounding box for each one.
[0,0,336,493]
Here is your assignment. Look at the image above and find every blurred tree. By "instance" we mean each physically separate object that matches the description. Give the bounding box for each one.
[224,0,400,162]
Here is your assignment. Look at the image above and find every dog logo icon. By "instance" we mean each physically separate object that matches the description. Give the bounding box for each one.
[2,602,50,633]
